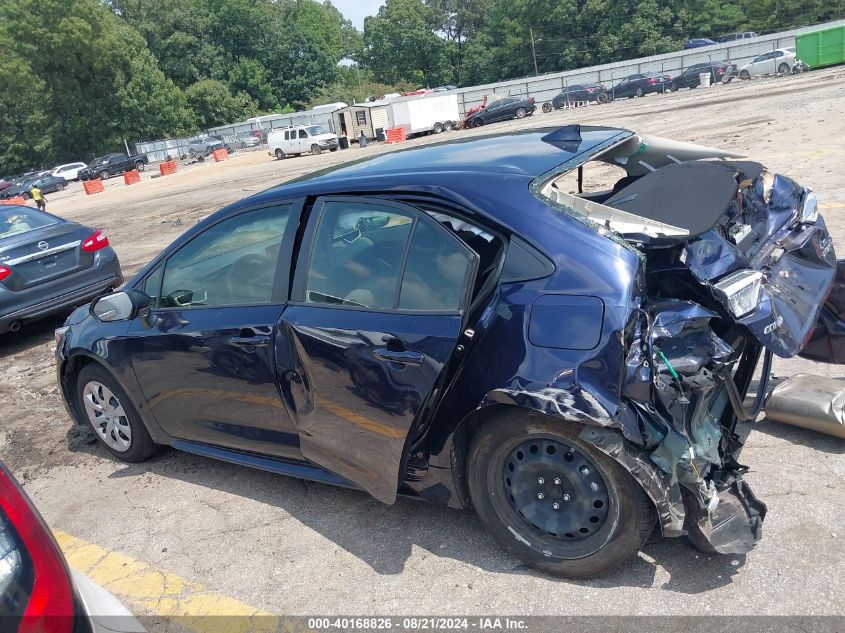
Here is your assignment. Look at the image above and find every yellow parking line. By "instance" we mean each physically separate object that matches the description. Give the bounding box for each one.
[54,530,280,632]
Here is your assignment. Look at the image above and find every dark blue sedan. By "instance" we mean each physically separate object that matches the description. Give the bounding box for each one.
[683,38,717,49]
[55,125,842,577]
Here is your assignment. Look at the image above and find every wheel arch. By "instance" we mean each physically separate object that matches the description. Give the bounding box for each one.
[60,352,168,444]
[446,400,681,537]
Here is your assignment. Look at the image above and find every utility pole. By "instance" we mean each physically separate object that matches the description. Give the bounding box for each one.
[530,28,539,77]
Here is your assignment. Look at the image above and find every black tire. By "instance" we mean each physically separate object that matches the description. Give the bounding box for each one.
[740,70,751,80]
[75,364,158,463]
[432,122,444,134]
[329,146,339,152]
[778,62,790,75]
[670,84,678,92]
[134,161,145,172]
[55,182,65,191]
[634,87,644,97]
[473,118,483,128]
[443,120,454,131]
[515,107,528,119]
[21,192,30,200]
[467,411,655,578]
[98,169,110,180]
[274,148,285,160]
[311,144,322,156]
[596,92,610,104]
[541,102,553,113]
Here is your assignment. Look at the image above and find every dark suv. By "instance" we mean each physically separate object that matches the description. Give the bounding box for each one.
[78,153,149,181]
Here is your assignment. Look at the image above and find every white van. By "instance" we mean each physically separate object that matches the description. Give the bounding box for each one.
[267,125,339,159]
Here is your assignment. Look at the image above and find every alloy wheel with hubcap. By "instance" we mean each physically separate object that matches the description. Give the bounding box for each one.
[515,107,527,118]
[82,381,132,452]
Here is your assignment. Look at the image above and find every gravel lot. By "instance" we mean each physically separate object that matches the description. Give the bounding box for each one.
[2,68,845,619]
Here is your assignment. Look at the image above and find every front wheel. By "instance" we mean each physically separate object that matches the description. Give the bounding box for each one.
[739,70,751,80]
[515,107,528,119]
[21,192,30,200]
[778,63,790,75]
[467,412,655,578]
[135,161,145,172]
[596,92,610,104]
[443,121,454,131]
[542,102,553,113]
[99,169,110,180]
[311,144,322,156]
[274,148,285,160]
[432,122,444,134]
[55,182,65,191]
[76,364,158,462]
[472,118,483,128]
[634,87,644,97]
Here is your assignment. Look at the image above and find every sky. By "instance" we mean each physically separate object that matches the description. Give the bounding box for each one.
[331,0,383,29]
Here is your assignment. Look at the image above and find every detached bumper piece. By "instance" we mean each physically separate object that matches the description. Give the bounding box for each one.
[763,374,845,439]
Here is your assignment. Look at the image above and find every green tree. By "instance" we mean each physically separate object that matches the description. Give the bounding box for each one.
[185,79,257,129]
[228,58,280,112]
[363,0,452,86]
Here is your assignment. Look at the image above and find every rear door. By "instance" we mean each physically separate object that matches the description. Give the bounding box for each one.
[278,196,478,503]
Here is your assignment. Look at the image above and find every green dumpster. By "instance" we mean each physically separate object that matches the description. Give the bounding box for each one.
[796,25,845,69]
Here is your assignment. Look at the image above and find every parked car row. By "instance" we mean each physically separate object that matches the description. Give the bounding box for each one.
[78,152,149,181]
[684,31,758,48]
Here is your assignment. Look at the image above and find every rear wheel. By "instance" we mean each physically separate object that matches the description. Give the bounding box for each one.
[473,118,483,128]
[467,411,655,578]
[432,122,444,134]
[274,148,285,160]
[311,144,322,156]
[134,161,145,172]
[515,107,528,118]
[443,120,454,131]
[76,364,158,463]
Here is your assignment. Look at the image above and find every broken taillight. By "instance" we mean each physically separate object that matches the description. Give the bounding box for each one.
[81,230,109,252]
[528,97,535,104]
[0,266,11,282]
[646,78,657,84]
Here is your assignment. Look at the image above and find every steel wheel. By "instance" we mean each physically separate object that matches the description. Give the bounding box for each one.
[135,161,145,172]
[635,87,644,97]
[467,412,655,577]
[82,381,132,452]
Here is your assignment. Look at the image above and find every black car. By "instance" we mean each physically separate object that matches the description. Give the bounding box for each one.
[551,83,610,108]
[78,152,149,181]
[464,96,536,127]
[55,125,842,577]
[611,73,673,98]
[671,62,738,89]
[0,204,122,334]
[0,174,68,200]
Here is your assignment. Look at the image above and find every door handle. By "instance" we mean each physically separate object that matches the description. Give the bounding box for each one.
[229,332,271,349]
[373,348,425,366]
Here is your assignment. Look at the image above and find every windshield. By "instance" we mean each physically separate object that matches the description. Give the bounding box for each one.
[0,207,59,239]
[89,156,109,166]
[307,126,328,136]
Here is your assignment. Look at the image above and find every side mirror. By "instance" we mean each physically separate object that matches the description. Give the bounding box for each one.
[91,290,150,322]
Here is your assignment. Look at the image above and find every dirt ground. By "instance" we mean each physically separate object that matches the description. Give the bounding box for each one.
[2,68,845,620]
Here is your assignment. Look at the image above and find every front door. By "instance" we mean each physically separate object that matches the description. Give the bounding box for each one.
[278,197,478,502]
[129,202,303,459]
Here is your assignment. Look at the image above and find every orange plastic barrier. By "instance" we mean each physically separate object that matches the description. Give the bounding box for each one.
[385,127,406,144]
[83,179,105,195]
[159,160,177,176]
[123,169,141,186]
[212,148,229,162]
[1,196,28,205]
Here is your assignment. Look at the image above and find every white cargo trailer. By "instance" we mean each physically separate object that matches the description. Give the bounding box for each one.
[388,93,461,137]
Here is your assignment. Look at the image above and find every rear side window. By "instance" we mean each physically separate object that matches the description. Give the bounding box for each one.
[399,219,472,312]
[303,200,477,313]
[305,202,413,309]
[159,205,290,308]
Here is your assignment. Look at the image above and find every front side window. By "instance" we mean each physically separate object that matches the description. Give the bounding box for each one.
[159,205,290,308]
[298,129,308,139]
[305,202,413,309]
